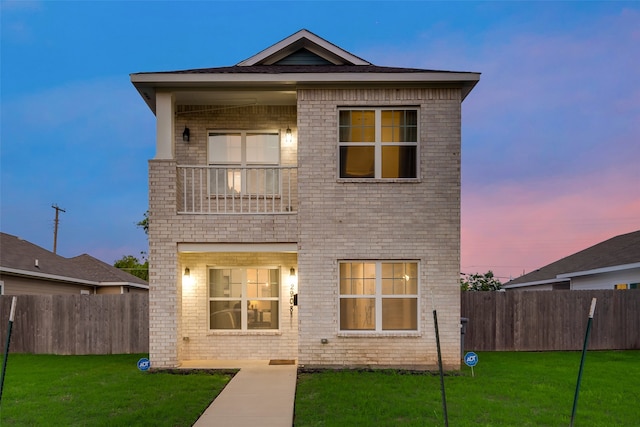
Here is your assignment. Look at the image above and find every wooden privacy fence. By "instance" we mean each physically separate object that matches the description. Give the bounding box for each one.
[0,294,148,355]
[461,290,640,351]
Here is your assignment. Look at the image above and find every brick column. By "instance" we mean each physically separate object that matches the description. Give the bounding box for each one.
[148,159,180,367]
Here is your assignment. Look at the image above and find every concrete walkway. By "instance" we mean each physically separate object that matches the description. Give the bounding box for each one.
[181,360,297,427]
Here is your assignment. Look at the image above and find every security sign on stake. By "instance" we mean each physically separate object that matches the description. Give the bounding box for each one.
[464,352,478,377]
[137,357,151,371]
[464,352,478,367]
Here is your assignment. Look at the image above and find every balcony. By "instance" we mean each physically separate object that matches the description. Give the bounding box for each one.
[177,166,297,214]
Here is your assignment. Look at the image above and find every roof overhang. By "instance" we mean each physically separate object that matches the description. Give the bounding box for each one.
[503,277,570,289]
[100,281,150,290]
[504,262,640,289]
[1,266,99,286]
[131,71,480,114]
[556,262,640,279]
[0,267,149,290]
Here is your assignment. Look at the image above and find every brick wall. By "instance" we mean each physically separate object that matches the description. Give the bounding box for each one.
[297,88,462,369]
[149,91,463,369]
[148,106,298,367]
[178,252,298,360]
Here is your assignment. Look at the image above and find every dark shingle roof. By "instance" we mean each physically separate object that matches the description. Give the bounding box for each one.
[137,64,462,76]
[69,254,148,285]
[505,230,640,286]
[0,232,147,286]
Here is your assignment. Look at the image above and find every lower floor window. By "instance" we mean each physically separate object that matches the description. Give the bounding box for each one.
[615,283,639,290]
[339,261,418,331]
[209,267,280,330]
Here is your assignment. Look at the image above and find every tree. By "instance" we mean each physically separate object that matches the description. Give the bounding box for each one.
[114,253,149,281]
[137,210,149,236]
[113,211,149,281]
[460,270,503,291]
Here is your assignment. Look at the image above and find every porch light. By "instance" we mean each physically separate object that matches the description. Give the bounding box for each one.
[290,267,295,277]
[183,267,194,288]
[182,126,190,142]
[285,127,292,145]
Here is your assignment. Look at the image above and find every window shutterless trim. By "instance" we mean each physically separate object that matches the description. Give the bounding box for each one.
[208,266,281,332]
[338,260,419,333]
[337,108,420,180]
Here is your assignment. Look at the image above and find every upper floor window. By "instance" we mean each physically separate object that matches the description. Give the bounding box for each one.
[339,261,418,332]
[208,131,280,195]
[338,109,418,179]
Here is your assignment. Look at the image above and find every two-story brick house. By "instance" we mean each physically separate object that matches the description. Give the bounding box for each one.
[131,29,479,369]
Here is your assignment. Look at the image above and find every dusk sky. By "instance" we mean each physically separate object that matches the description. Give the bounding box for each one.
[1,1,638,281]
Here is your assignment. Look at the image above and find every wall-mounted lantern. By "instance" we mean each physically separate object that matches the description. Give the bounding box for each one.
[285,127,292,145]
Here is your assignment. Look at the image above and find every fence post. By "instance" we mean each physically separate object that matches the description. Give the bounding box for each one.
[0,297,17,404]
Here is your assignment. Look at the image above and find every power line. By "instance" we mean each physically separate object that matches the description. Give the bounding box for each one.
[51,204,66,254]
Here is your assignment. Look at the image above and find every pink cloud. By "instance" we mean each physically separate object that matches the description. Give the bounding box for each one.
[462,167,640,281]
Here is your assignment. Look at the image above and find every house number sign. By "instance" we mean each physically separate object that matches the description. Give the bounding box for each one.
[289,284,295,317]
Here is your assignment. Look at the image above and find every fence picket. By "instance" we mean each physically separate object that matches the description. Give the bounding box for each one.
[461,290,640,351]
[0,292,636,355]
[0,294,148,355]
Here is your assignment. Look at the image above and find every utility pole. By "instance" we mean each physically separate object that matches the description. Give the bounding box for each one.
[51,204,66,254]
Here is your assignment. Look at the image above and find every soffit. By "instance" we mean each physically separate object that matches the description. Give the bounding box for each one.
[132,70,480,113]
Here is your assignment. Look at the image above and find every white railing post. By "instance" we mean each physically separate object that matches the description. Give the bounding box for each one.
[182,168,187,212]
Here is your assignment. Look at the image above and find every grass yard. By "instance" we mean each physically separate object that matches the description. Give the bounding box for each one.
[294,351,640,427]
[1,351,638,426]
[0,354,232,427]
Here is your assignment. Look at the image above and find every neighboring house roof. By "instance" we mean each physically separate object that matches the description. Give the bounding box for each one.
[504,230,640,288]
[0,232,148,289]
[131,28,480,114]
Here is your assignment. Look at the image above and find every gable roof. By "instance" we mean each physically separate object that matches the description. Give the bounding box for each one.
[131,29,480,113]
[504,230,640,287]
[237,29,370,66]
[0,232,148,288]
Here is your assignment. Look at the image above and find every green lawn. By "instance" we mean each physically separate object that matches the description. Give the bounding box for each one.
[294,351,640,427]
[0,354,232,427]
[1,351,638,426]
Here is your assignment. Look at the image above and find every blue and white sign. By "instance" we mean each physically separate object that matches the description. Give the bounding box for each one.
[464,352,479,367]
[137,357,151,371]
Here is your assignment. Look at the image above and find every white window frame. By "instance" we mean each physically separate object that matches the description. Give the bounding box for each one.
[338,108,419,180]
[208,266,281,331]
[207,130,282,196]
[338,261,419,333]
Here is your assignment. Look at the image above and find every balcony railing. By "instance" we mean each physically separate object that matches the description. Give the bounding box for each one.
[177,166,297,214]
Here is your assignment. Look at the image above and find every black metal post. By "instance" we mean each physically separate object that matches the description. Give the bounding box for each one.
[570,298,596,427]
[433,309,449,427]
[0,297,17,404]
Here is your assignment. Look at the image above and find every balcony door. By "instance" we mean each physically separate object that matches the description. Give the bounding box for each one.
[208,131,280,196]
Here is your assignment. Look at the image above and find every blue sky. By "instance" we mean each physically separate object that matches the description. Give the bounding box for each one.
[2,1,639,280]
